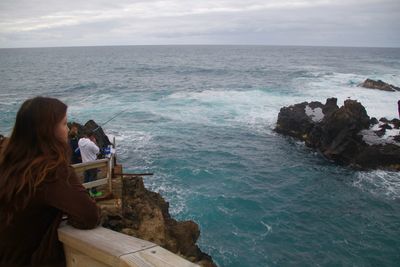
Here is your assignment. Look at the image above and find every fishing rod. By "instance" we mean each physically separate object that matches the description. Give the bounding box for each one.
[89,108,155,177]
[113,172,154,177]
[92,107,130,133]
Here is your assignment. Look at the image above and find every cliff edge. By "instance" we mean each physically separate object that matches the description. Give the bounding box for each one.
[102,176,217,267]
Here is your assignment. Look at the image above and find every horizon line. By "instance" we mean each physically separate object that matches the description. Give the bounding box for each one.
[1,43,399,50]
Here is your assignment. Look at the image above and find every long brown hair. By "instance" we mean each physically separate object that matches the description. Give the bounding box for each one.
[0,96,70,224]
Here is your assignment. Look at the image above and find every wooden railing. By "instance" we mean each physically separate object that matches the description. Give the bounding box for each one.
[72,158,113,193]
[58,224,199,267]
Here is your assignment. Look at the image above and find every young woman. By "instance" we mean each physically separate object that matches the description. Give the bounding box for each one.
[0,97,100,267]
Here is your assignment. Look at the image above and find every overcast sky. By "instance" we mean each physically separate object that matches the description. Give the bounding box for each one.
[0,0,399,48]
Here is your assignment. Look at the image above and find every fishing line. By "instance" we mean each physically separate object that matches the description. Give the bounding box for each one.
[92,107,130,132]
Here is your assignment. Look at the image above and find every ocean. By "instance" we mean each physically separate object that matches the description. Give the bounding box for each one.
[1,45,400,266]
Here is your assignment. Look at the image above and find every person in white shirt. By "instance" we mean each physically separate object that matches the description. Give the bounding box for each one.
[78,131,102,197]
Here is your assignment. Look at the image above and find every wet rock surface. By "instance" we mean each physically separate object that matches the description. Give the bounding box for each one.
[359,78,400,92]
[275,98,400,170]
[102,176,217,267]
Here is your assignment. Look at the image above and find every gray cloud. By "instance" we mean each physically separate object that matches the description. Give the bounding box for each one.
[0,0,399,47]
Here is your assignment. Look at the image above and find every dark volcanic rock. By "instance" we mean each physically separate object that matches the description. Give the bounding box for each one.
[370,117,379,125]
[103,176,217,267]
[309,100,369,163]
[380,123,393,130]
[374,128,386,138]
[275,101,314,140]
[359,78,400,92]
[354,144,400,170]
[275,98,339,141]
[392,119,400,129]
[322,97,340,117]
[379,117,389,123]
[275,98,400,170]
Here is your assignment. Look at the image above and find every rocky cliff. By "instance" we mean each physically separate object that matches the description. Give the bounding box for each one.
[102,176,217,267]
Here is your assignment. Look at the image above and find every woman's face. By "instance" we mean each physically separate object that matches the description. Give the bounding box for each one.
[55,114,69,143]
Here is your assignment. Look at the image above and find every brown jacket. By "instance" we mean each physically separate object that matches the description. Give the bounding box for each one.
[0,137,8,155]
[0,164,100,267]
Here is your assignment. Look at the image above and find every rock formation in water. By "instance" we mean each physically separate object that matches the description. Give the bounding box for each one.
[275,98,400,170]
[102,176,217,267]
[359,78,400,92]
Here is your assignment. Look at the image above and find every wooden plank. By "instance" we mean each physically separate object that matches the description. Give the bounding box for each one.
[72,159,109,173]
[120,246,199,267]
[82,178,109,189]
[73,159,111,190]
[107,154,113,193]
[64,246,110,267]
[58,225,156,266]
[59,226,200,267]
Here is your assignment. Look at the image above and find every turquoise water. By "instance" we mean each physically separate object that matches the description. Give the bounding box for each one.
[1,46,400,266]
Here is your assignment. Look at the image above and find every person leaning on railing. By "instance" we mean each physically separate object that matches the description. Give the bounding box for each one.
[0,97,100,267]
